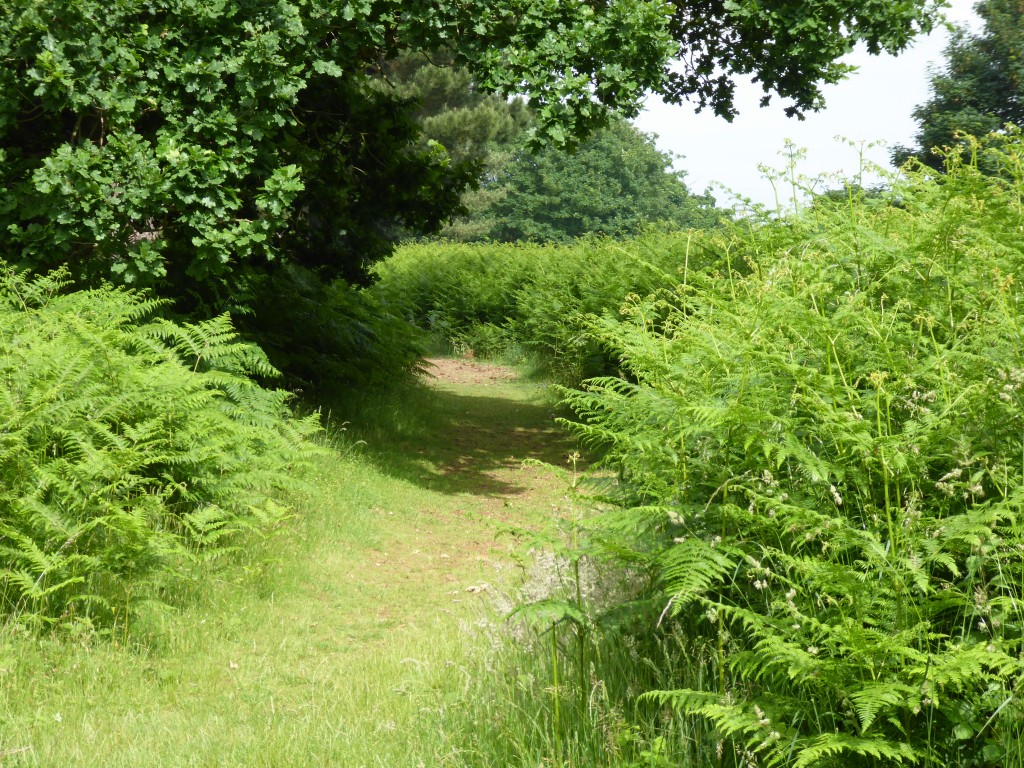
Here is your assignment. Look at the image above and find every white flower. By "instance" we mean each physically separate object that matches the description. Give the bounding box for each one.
[830,485,843,506]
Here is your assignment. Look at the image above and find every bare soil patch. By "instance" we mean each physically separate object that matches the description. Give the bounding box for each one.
[423,356,519,386]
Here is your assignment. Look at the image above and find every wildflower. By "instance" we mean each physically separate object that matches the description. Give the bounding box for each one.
[753,704,770,726]
[939,467,963,482]
[807,645,819,655]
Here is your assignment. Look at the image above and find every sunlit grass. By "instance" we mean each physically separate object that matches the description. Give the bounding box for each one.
[0,368,573,767]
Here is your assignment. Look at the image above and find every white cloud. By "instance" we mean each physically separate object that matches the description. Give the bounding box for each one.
[635,0,980,209]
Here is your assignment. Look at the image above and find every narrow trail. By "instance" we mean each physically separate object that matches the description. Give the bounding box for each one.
[337,357,579,622]
[5,357,581,768]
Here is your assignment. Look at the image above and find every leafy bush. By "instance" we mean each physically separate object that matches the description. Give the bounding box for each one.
[0,268,322,628]
[563,134,1024,766]
[237,265,428,395]
[374,230,724,384]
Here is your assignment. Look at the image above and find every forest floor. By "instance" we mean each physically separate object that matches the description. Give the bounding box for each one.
[1,358,578,767]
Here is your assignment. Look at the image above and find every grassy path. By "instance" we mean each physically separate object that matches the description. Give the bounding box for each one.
[1,359,577,767]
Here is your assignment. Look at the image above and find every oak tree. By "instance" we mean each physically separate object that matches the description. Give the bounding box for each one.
[1,0,944,309]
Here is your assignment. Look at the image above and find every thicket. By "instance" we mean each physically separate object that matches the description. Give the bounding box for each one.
[373,230,726,386]
[0,268,321,629]
[236,264,427,395]
[559,134,1024,766]
[390,131,1024,766]
[0,0,941,324]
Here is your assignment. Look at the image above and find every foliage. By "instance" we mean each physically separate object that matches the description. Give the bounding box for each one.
[373,230,727,385]
[562,134,1024,766]
[1,0,942,309]
[487,120,720,243]
[662,0,943,120]
[0,269,322,627]
[378,50,532,242]
[235,265,428,395]
[893,0,1024,171]
[381,50,531,168]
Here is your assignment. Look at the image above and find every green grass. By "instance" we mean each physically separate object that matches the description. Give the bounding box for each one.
[0,360,578,767]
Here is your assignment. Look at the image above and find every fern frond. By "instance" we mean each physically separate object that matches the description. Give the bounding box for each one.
[792,732,918,768]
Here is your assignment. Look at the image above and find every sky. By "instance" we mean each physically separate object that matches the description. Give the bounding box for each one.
[634,1,981,209]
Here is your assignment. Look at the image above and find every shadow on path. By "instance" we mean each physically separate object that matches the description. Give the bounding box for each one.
[354,378,579,498]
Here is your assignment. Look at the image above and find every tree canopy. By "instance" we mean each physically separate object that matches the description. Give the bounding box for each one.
[379,51,532,242]
[486,120,719,243]
[893,0,1024,170]
[381,51,530,168]
[1,0,944,310]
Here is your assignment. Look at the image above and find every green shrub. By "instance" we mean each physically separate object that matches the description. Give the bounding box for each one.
[374,230,725,385]
[238,264,428,395]
[563,134,1024,766]
[0,268,322,628]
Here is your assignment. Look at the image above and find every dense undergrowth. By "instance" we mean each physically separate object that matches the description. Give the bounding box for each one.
[0,268,323,629]
[10,125,1024,766]
[237,264,428,396]
[378,132,1024,767]
[373,229,727,387]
